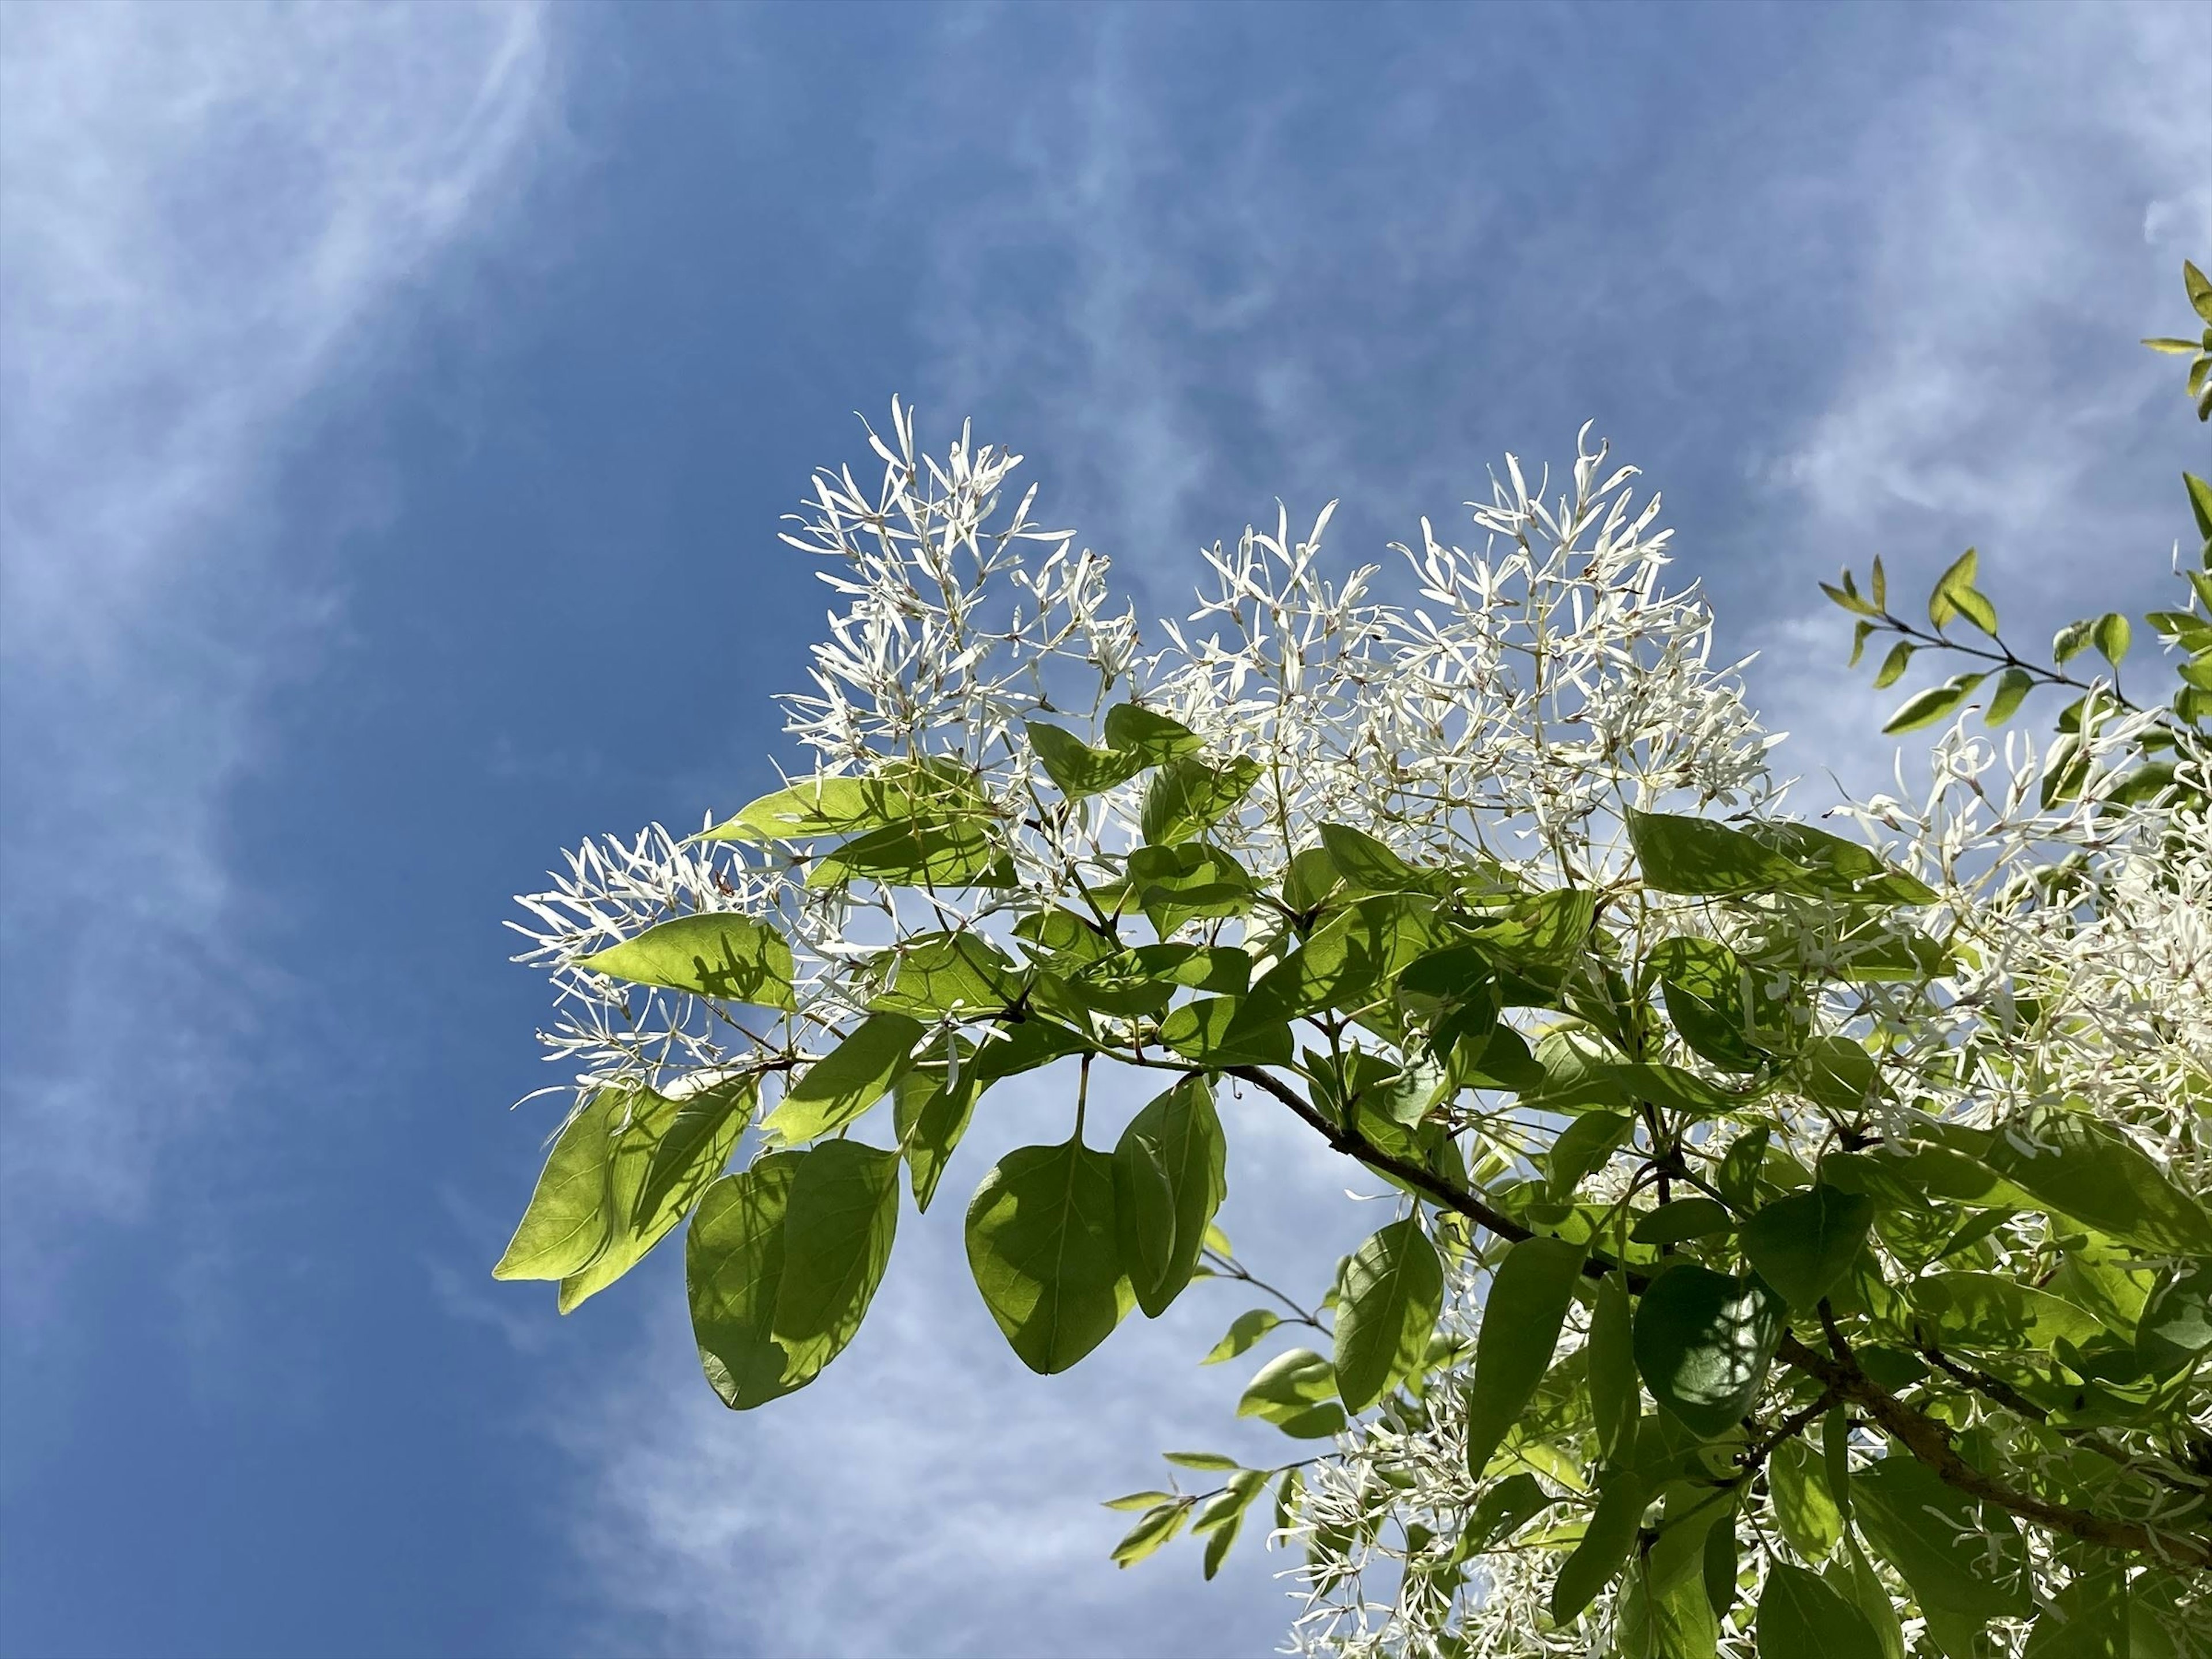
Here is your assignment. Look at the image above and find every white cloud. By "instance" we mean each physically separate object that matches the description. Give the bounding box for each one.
[0,2,562,1320]
[1747,1,2212,799]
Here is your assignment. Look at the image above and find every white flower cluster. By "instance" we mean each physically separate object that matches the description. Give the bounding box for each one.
[505,411,2209,1656]
[510,407,1774,1114]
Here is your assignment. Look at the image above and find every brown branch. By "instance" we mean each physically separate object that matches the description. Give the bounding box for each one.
[1129,1047,2210,1570]
[1779,1329,2212,1572]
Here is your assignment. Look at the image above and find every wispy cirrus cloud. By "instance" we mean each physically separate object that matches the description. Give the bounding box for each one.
[1749,1,2212,798]
[0,1,562,1323]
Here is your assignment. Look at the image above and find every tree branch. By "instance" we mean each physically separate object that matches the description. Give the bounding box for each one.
[1778,1329,2212,1572]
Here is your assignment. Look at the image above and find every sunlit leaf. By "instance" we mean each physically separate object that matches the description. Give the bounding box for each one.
[771,1140,901,1385]
[1113,1076,1228,1319]
[763,1013,923,1142]
[493,1089,628,1282]
[1463,1237,1585,1476]
[686,1152,805,1409]
[1141,754,1261,845]
[577,912,796,1007]
[967,1135,1131,1374]
[1333,1219,1444,1413]
[1200,1308,1283,1366]
[1236,1348,1347,1439]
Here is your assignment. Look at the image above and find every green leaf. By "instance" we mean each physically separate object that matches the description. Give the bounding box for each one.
[1631,1197,1733,1245]
[1547,1110,1633,1202]
[1463,1236,1586,1476]
[1158,997,1293,1067]
[1738,821,1936,905]
[1930,550,1997,635]
[1648,935,1771,1072]
[1195,1469,1267,1580]
[1770,1440,1843,1559]
[686,1152,805,1408]
[1985,666,2035,726]
[701,758,984,842]
[1627,810,1813,898]
[2142,336,2202,355]
[1740,1185,1873,1310]
[494,1089,628,1281]
[577,912,796,1008]
[2137,1261,2212,1374]
[806,816,1014,890]
[966,1135,1132,1374]
[1836,1536,1904,1659]
[1756,1563,1885,1659]
[1236,1348,1347,1439]
[1465,1471,1552,1550]
[891,1064,978,1213]
[1633,1265,1785,1437]
[1703,1505,1740,1622]
[1110,1501,1188,1569]
[2186,471,2212,544]
[1884,672,1983,734]
[1127,842,1255,934]
[1872,641,1915,689]
[1911,1271,2104,1351]
[1162,1450,1242,1471]
[2188,259,2212,324]
[771,1140,901,1384]
[1113,1077,1228,1318]
[2092,612,2131,668]
[2023,1570,2129,1659]
[1140,754,1261,845]
[1791,1036,1877,1115]
[1550,1463,1649,1624]
[1101,1490,1176,1512]
[1245,894,1448,1024]
[1102,702,1203,764]
[1973,1111,2212,1257]
[634,1074,759,1233]
[1025,720,1149,798]
[870,930,1022,1018]
[1319,823,1421,893]
[1333,1219,1445,1413]
[1200,1308,1283,1365]
[1855,1455,2029,1620]
[2054,619,2095,665]
[763,1013,923,1142]
[554,1086,688,1311]
[1588,1272,1641,1465]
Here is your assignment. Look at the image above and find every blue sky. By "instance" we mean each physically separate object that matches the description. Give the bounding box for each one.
[0,3,2204,1656]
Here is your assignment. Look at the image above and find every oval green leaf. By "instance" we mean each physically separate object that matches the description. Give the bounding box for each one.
[1854,1455,2029,1620]
[577,912,796,1007]
[1756,1563,1884,1659]
[1633,1264,1785,1438]
[1740,1184,1873,1310]
[771,1139,902,1385]
[1113,1077,1228,1319]
[764,1013,923,1143]
[1463,1236,1586,1476]
[966,1136,1131,1374]
[1332,1219,1444,1414]
[685,1152,807,1409]
[493,1089,626,1281]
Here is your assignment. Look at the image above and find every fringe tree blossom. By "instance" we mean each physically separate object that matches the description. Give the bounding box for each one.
[500,403,2212,1659]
